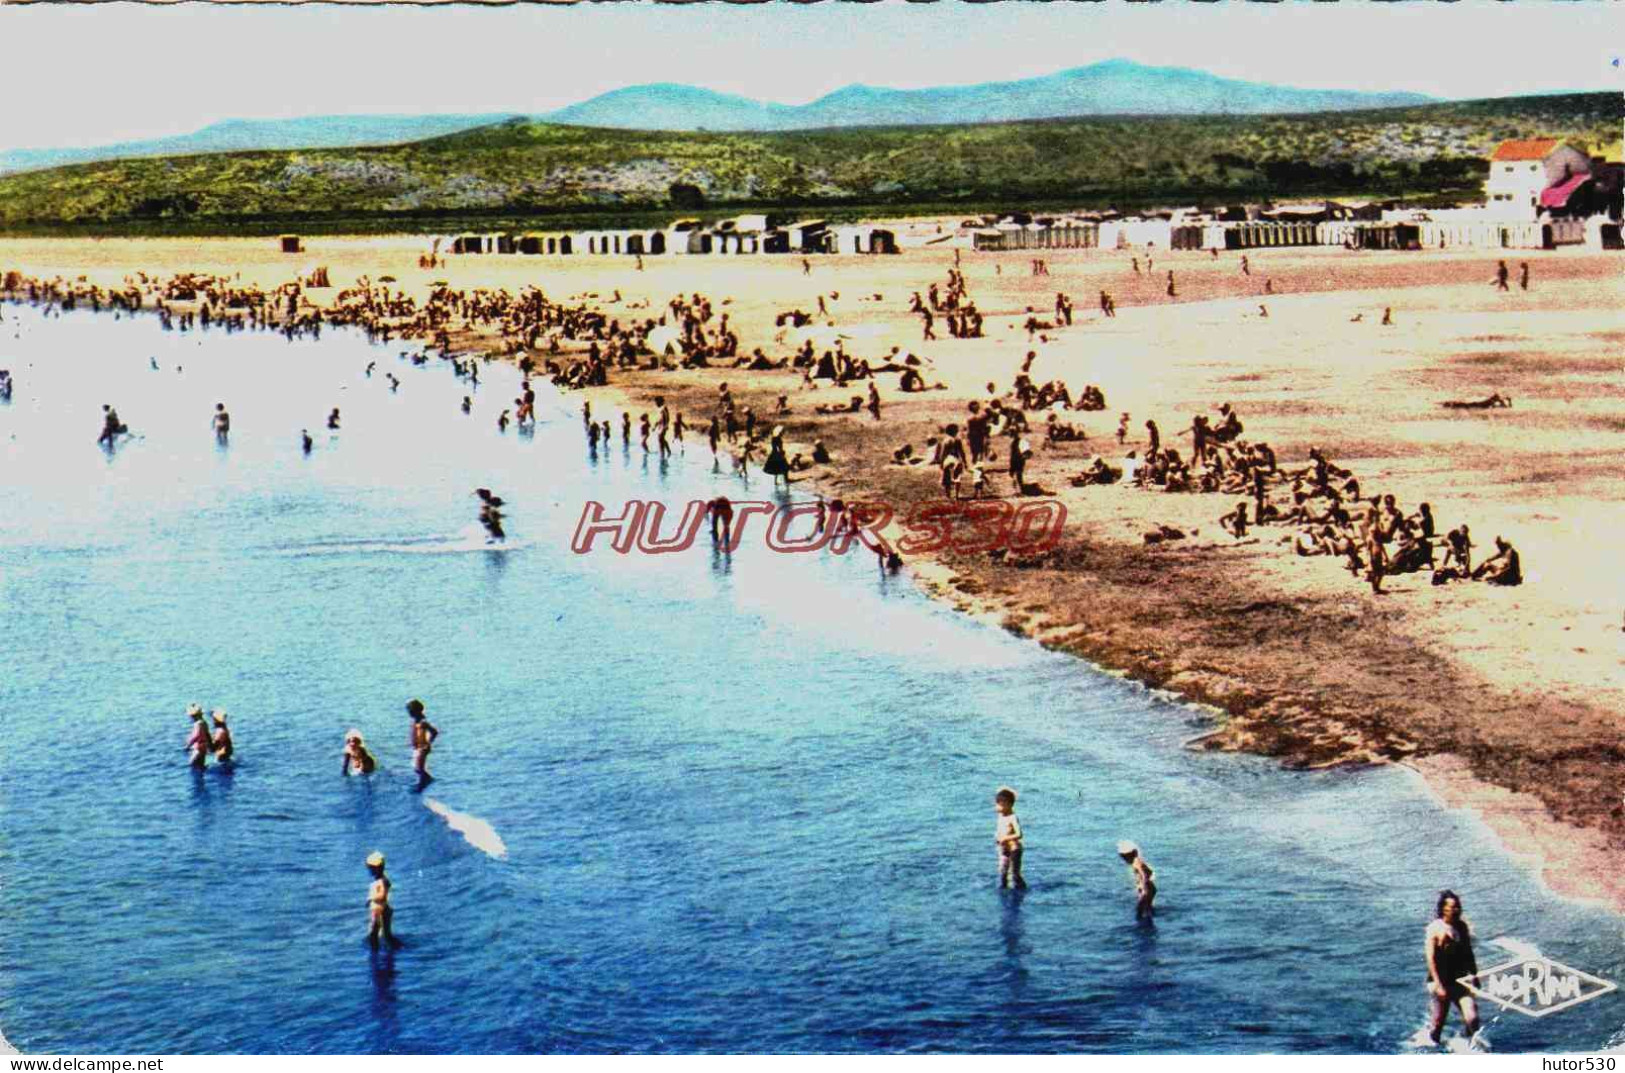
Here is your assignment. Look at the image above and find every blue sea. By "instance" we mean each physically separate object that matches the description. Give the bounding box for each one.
[1,302,1621,1054]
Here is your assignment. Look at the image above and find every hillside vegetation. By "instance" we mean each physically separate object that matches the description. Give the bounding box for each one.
[1,93,1616,236]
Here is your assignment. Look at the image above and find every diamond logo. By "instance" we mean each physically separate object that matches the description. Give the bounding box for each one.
[1460,957,1618,1018]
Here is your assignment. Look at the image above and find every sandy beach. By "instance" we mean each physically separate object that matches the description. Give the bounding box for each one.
[4,232,1622,909]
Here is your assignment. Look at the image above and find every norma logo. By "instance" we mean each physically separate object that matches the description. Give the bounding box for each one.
[1461,956,1618,1018]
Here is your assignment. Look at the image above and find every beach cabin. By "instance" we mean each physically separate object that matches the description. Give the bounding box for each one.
[519,233,575,256]
[663,219,706,256]
[453,234,503,255]
[279,235,304,254]
[786,220,830,253]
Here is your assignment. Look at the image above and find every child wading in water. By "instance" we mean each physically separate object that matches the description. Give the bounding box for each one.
[407,698,439,789]
[365,852,400,949]
[1118,841,1157,920]
[993,787,1027,889]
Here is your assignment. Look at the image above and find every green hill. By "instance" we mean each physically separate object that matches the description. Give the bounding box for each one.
[1,93,1616,236]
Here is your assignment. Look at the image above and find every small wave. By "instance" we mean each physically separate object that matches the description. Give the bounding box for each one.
[272,531,532,557]
[424,798,509,859]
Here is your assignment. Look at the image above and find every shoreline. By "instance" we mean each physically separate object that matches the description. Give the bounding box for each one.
[4,235,1622,917]
[590,364,1625,921]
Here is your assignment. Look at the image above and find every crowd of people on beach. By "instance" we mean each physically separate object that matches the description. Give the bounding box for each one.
[4,250,1530,599]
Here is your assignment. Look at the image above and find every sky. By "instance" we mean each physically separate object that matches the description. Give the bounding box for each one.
[4,0,1621,150]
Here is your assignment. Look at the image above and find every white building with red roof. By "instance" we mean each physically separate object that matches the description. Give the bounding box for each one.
[1485,138,1593,219]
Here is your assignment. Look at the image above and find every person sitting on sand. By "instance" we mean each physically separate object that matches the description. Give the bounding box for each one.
[1471,536,1522,587]
[1439,525,1473,577]
[185,704,211,769]
[210,710,233,763]
[342,730,377,776]
[1388,529,1436,575]
[812,440,831,465]
[1070,455,1120,488]
[328,407,341,431]
[1118,841,1157,921]
[366,852,400,949]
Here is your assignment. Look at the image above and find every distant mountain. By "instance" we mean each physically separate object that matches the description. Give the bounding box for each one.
[0,61,1439,176]
[541,60,1435,131]
[0,114,514,176]
[542,84,799,133]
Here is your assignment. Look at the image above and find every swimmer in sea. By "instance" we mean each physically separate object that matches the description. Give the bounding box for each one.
[185,704,210,769]
[365,852,400,949]
[209,710,233,763]
[407,699,439,789]
[1425,890,1481,1046]
[301,430,313,454]
[1117,841,1156,921]
[342,729,377,775]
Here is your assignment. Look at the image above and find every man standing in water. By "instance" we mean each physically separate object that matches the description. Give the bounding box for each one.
[407,699,439,789]
[1425,890,1482,1046]
[212,403,231,444]
[1117,841,1157,921]
[365,852,400,949]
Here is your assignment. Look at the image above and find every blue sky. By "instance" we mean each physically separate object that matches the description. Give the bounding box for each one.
[4,0,1620,150]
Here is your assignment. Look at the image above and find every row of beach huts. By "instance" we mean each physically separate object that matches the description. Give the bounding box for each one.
[439,217,899,259]
[412,207,1615,263]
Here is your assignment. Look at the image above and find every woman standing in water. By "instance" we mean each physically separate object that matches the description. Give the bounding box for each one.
[365,852,399,949]
[1117,841,1156,921]
[1425,890,1481,1046]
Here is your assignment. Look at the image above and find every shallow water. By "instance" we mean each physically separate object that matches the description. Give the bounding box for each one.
[1,303,1621,1054]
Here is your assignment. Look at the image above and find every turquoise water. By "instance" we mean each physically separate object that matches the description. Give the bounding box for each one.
[1,303,1621,1054]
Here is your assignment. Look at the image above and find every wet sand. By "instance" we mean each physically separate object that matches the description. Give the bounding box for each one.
[4,233,1622,909]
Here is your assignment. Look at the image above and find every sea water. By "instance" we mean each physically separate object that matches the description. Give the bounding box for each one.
[1,303,1620,1054]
